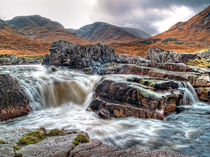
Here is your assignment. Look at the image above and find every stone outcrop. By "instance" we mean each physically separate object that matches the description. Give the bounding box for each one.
[42,40,118,68]
[145,47,209,64]
[0,74,30,121]
[0,54,43,65]
[89,77,184,120]
[0,54,26,65]
[42,41,210,118]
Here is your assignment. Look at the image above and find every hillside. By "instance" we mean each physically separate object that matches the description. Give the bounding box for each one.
[69,22,145,44]
[111,6,210,56]
[151,5,210,49]
[7,15,89,45]
[120,27,150,38]
[0,18,49,55]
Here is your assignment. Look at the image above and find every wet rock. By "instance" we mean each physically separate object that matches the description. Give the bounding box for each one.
[89,78,184,120]
[0,74,30,121]
[194,87,210,103]
[92,64,209,87]
[90,98,165,120]
[69,139,190,157]
[0,144,15,157]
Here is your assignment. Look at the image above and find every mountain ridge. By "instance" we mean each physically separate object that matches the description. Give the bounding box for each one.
[69,22,149,44]
[7,15,89,45]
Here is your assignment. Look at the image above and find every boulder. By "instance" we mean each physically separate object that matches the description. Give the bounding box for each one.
[89,77,184,120]
[0,74,30,121]
[42,40,118,68]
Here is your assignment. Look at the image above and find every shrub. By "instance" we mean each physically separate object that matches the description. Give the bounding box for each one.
[162,38,177,43]
[175,41,183,45]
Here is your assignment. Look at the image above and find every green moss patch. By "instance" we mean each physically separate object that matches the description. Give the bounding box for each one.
[17,128,65,146]
[73,133,89,146]
[186,58,210,69]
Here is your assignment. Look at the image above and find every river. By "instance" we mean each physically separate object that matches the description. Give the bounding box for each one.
[0,65,209,157]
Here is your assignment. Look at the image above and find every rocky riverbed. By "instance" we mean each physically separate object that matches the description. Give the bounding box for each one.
[0,41,209,157]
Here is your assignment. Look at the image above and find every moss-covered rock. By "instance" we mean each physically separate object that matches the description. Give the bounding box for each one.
[186,58,210,69]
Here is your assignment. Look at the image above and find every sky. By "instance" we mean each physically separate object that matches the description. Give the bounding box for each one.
[0,0,209,35]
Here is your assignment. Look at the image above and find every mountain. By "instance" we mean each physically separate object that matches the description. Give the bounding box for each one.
[151,5,210,49]
[7,15,88,45]
[0,18,49,55]
[111,6,210,56]
[69,22,148,44]
[120,27,150,38]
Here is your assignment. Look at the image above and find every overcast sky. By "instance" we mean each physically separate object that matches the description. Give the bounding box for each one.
[0,0,209,35]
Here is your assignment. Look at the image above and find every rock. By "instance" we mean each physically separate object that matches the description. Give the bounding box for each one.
[89,77,184,120]
[69,139,190,157]
[42,40,118,68]
[0,54,26,65]
[0,126,31,145]
[0,74,30,121]
[0,144,15,157]
[194,87,210,103]
[145,48,201,64]
[90,64,209,87]
[17,134,77,157]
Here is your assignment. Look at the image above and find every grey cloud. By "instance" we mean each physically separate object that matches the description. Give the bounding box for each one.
[94,0,210,35]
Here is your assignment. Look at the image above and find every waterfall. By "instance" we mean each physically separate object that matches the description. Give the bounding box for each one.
[178,81,199,105]
[5,65,101,111]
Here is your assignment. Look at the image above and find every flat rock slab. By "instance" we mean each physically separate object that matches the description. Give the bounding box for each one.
[69,139,190,157]
[0,144,14,157]
[17,133,78,157]
[0,125,31,145]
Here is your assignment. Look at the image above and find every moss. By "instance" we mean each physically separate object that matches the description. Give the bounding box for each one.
[186,58,210,69]
[18,130,45,145]
[17,128,66,147]
[0,140,7,144]
[47,129,65,136]
[73,134,89,146]
[14,145,23,157]
[14,145,22,152]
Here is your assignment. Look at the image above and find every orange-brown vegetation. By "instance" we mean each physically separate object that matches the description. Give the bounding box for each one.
[0,25,50,56]
[110,6,210,56]
[110,42,197,57]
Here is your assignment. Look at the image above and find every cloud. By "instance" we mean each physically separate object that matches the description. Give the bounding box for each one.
[0,0,209,35]
[91,0,210,35]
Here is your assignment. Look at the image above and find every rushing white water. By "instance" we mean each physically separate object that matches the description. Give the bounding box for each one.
[178,81,199,105]
[0,65,210,157]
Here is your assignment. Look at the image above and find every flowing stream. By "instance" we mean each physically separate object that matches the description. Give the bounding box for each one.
[0,65,210,157]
